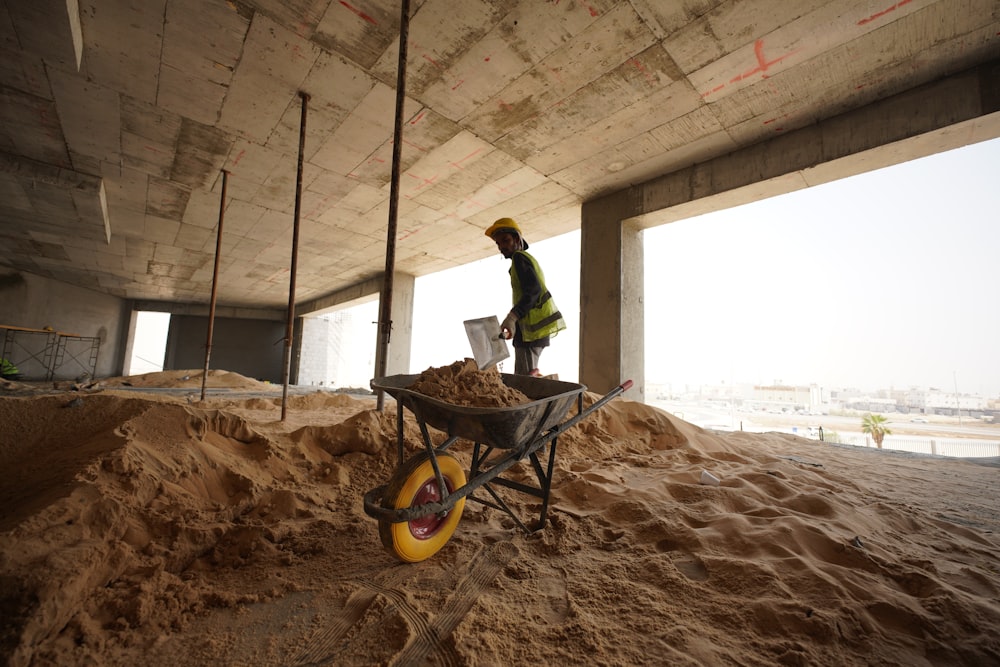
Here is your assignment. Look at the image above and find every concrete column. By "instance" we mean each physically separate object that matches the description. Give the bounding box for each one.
[580,191,644,400]
[385,272,415,375]
[120,308,140,376]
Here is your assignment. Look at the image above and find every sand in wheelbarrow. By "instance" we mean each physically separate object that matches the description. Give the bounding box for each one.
[409,358,531,408]
[2,365,1000,666]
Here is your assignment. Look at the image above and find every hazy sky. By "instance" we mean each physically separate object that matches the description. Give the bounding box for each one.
[643,137,1000,396]
[411,137,1000,397]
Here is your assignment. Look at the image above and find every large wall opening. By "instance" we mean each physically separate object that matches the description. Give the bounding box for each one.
[642,137,1000,430]
[128,311,170,375]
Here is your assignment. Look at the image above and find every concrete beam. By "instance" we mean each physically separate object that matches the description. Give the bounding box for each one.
[66,0,83,70]
[0,151,111,243]
[297,275,384,316]
[0,151,101,190]
[632,58,1000,228]
[129,300,284,321]
[6,0,82,72]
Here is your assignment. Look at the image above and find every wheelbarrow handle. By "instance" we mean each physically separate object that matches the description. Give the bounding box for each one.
[539,378,633,441]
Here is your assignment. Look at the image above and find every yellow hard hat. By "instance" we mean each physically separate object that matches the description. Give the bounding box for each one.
[485,217,522,239]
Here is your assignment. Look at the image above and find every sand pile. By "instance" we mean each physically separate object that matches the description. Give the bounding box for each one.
[100,369,273,390]
[1,367,999,666]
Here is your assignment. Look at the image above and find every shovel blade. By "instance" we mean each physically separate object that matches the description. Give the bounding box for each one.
[463,316,510,370]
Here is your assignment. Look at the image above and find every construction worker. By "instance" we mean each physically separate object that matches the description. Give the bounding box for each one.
[1,357,21,380]
[485,217,566,376]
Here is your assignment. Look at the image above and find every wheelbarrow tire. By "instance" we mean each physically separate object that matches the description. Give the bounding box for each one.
[379,451,467,563]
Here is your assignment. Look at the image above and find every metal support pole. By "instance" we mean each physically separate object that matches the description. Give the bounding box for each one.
[375,0,411,412]
[282,91,309,421]
[201,169,228,401]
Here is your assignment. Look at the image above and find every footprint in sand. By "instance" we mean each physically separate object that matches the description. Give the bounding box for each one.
[672,554,709,581]
[655,539,709,581]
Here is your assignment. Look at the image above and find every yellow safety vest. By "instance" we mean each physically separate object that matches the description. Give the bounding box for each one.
[510,251,566,342]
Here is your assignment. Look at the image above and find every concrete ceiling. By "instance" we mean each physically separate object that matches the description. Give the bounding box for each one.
[1,0,998,310]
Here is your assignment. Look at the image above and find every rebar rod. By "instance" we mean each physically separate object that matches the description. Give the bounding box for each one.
[375,0,411,412]
[201,169,228,401]
[282,91,309,421]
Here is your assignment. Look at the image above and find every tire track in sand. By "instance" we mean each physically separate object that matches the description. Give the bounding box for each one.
[289,540,517,666]
[289,565,413,666]
[390,541,518,667]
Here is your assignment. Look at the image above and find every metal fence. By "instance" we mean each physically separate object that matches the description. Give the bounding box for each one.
[830,433,1000,458]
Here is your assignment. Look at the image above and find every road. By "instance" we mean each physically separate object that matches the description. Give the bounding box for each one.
[650,400,1000,440]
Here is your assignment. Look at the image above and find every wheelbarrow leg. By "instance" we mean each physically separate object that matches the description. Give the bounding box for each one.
[531,438,559,530]
[394,399,406,466]
[466,436,561,533]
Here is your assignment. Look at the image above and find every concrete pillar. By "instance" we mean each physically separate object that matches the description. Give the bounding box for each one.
[385,272,415,376]
[120,308,140,376]
[580,191,644,401]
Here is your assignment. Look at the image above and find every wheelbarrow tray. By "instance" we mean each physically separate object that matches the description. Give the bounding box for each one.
[371,373,588,451]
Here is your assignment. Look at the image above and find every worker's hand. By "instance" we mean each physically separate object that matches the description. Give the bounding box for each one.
[500,311,518,339]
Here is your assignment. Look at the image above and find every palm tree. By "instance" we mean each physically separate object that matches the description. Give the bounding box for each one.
[861,413,892,449]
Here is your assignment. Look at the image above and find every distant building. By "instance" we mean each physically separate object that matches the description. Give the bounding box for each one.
[906,388,986,413]
[751,385,811,411]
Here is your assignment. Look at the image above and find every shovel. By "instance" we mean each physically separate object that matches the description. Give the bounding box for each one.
[463,316,510,370]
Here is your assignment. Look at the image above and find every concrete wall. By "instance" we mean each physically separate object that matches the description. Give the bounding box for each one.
[164,315,289,384]
[297,312,380,389]
[297,317,332,386]
[0,269,127,380]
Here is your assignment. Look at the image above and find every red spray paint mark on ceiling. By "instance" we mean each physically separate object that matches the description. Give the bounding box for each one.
[762,112,792,131]
[405,172,438,191]
[700,39,798,98]
[422,53,444,70]
[573,0,599,17]
[402,138,428,152]
[450,148,483,169]
[451,79,465,91]
[492,181,516,195]
[398,225,426,240]
[857,0,913,26]
[729,39,799,84]
[231,149,247,167]
[339,1,377,25]
[629,57,657,86]
[303,195,334,220]
[409,111,426,125]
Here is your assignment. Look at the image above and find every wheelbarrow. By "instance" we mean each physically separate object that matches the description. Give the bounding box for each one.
[363,373,633,562]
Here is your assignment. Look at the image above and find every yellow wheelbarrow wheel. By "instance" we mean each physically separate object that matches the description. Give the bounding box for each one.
[379,451,467,563]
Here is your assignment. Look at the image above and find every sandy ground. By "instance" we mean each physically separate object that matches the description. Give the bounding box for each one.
[1,365,999,666]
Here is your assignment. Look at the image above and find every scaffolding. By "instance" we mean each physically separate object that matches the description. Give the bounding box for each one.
[1,325,101,381]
